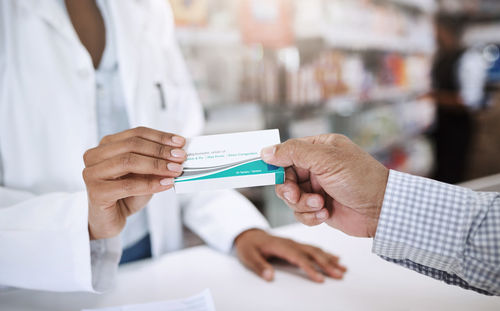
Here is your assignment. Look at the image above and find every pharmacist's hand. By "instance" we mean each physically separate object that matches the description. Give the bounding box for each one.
[261,134,389,238]
[83,127,187,240]
[235,229,346,282]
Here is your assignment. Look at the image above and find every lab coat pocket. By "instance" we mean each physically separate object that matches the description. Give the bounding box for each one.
[149,81,184,135]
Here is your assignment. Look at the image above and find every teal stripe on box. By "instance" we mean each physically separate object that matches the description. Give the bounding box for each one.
[275,171,285,184]
[176,159,285,183]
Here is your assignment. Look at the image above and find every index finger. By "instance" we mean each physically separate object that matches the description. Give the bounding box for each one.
[99,126,186,147]
[276,167,300,203]
[276,167,317,207]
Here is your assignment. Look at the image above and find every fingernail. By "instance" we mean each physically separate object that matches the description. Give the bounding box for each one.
[261,146,276,161]
[316,273,325,282]
[330,267,344,278]
[160,178,174,186]
[307,197,322,209]
[172,136,185,146]
[284,192,293,203]
[171,149,186,158]
[167,163,183,173]
[335,268,345,278]
[262,269,273,281]
[315,209,328,220]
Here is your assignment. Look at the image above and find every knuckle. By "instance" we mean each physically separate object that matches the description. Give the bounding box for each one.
[82,168,92,182]
[329,256,339,264]
[310,246,323,255]
[285,139,299,152]
[330,134,349,147]
[147,178,157,192]
[312,246,323,253]
[152,158,161,170]
[121,179,135,193]
[256,262,267,271]
[160,133,171,145]
[126,137,142,150]
[281,237,295,246]
[275,184,286,195]
[134,126,147,134]
[82,149,92,165]
[99,135,111,145]
[157,144,168,158]
[287,139,305,160]
[120,153,135,169]
[295,212,316,227]
[294,212,308,225]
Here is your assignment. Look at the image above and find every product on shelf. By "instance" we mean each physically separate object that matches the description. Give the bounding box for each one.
[278,51,432,107]
[379,136,434,177]
[349,98,435,155]
[239,0,294,48]
[315,0,435,53]
[169,0,209,26]
[440,0,500,15]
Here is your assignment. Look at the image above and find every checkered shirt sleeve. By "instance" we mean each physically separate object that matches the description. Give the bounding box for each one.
[372,170,500,296]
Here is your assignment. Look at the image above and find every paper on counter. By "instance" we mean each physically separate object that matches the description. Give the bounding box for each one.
[82,289,216,311]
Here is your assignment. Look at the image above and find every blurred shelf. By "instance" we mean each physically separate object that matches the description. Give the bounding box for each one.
[363,125,429,155]
[439,0,500,21]
[463,23,500,45]
[177,26,436,54]
[386,0,437,13]
[205,86,430,119]
[203,103,266,135]
[325,86,430,113]
[319,29,436,54]
[464,14,500,23]
[176,28,241,46]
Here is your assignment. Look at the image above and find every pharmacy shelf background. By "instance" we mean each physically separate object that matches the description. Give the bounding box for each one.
[170,0,437,226]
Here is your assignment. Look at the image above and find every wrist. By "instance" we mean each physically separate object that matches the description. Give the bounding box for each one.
[234,228,267,246]
[370,168,390,238]
[88,224,96,240]
[88,218,122,240]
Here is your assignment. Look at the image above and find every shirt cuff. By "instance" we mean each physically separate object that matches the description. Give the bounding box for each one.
[90,236,122,293]
[372,170,471,272]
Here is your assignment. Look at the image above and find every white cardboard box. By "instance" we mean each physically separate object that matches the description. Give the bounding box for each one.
[174,130,285,193]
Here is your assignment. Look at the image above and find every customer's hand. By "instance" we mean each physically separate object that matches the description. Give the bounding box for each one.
[261,134,389,238]
[83,127,187,240]
[235,229,346,282]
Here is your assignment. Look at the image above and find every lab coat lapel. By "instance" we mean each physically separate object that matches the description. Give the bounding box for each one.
[108,1,183,257]
[17,0,78,45]
[107,0,149,127]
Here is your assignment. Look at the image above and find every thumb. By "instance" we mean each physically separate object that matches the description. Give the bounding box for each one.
[261,139,328,174]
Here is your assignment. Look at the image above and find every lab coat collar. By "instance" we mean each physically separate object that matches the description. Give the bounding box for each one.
[17,0,150,126]
[17,0,77,44]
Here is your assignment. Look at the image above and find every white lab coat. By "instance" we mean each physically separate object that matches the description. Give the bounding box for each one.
[0,0,268,292]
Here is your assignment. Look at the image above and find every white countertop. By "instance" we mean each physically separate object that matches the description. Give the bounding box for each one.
[1,223,499,311]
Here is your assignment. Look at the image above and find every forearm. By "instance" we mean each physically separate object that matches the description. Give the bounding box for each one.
[373,170,500,295]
